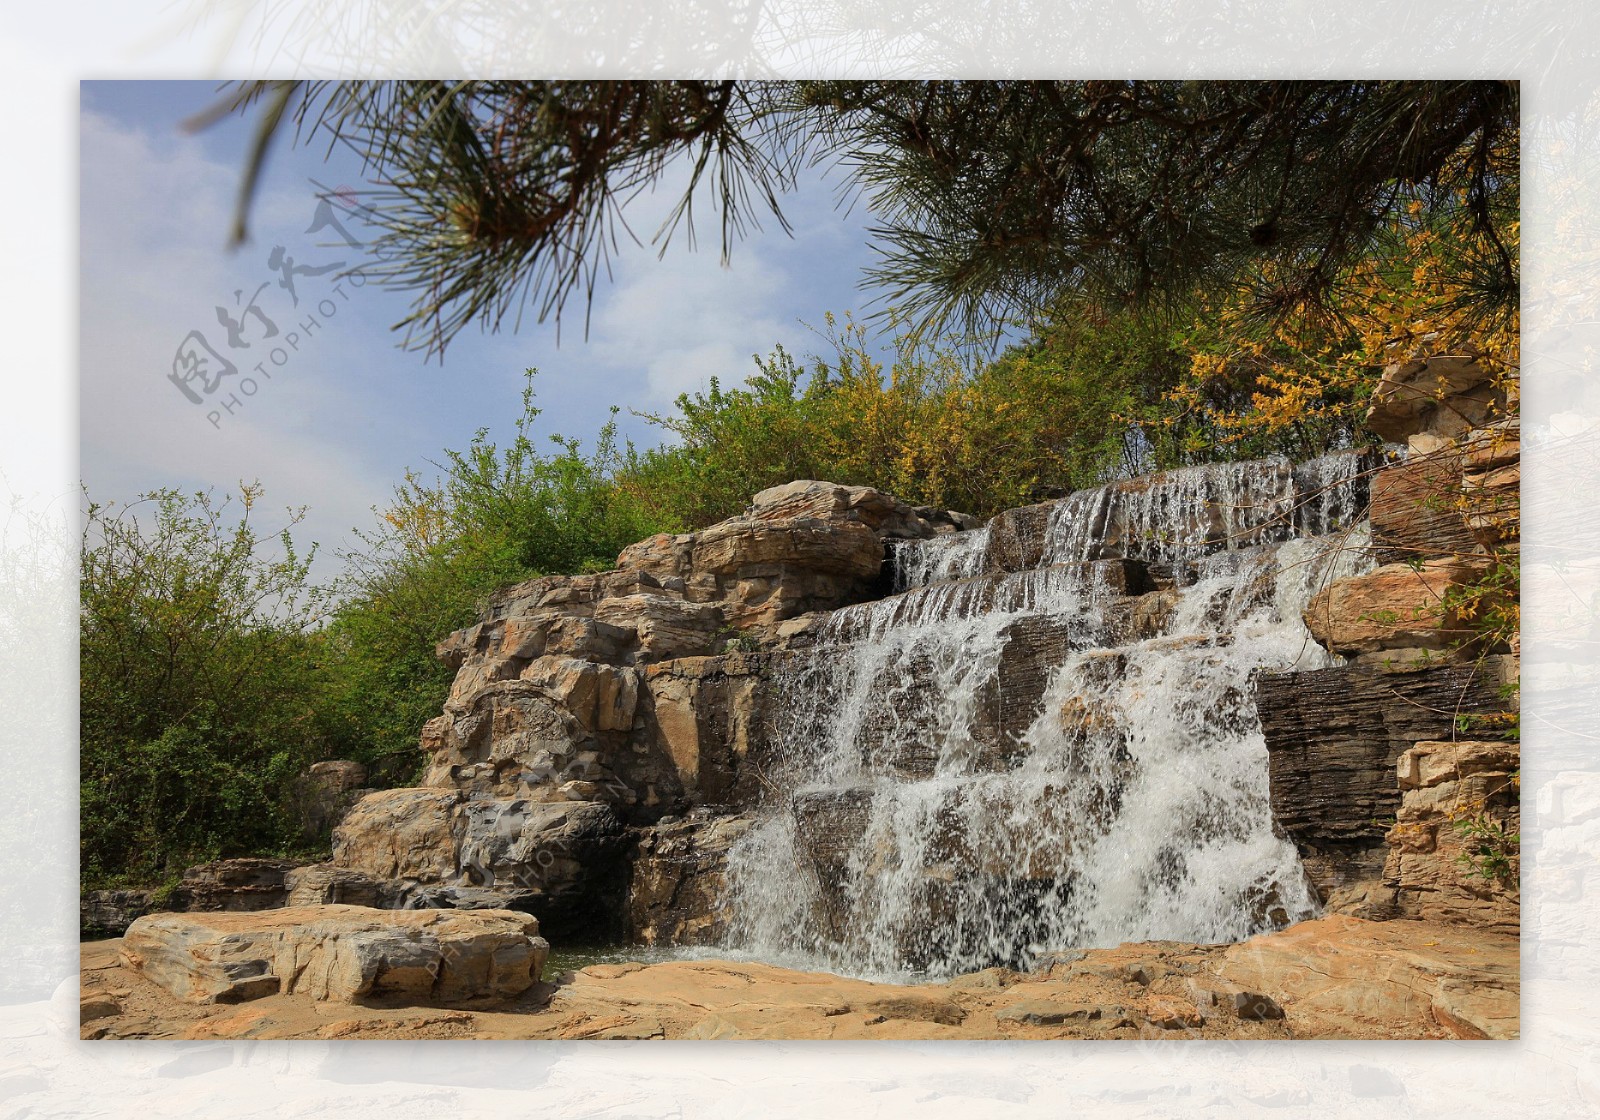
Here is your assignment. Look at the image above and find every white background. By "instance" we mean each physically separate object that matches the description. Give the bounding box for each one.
[3,3,1598,1117]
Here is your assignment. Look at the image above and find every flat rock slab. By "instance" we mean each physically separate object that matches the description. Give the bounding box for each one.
[86,915,1515,1040]
[119,904,549,1005]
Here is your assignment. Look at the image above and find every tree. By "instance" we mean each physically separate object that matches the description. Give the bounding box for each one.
[213,79,1516,352]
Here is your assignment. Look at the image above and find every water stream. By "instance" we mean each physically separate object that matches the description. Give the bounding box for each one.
[722,453,1373,981]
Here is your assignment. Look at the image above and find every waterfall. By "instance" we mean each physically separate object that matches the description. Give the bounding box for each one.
[722,453,1374,981]
[892,527,992,591]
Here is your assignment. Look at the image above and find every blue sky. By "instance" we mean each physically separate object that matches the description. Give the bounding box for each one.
[79,81,899,579]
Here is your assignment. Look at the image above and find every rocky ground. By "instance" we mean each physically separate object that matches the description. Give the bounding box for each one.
[80,914,1515,1041]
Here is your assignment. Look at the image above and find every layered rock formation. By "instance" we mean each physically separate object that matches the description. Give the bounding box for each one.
[1263,351,1519,924]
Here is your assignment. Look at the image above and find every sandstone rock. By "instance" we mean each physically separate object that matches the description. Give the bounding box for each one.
[454,798,629,919]
[284,864,395,908]
[1365,348,1508,444]
[749,480,937,540]
[120,905,547,1004]
[994,999,1105,1026]
[642,652,778,804]
[1459,419,1520,549]
[173,858,302,912]
[1144,997,1205,1029]
[422,679,661,805]
[1322,880,1399,921]
[1396,739,1519,790]
[618,516,887,629]
[1383,740,1519,933]
[862,992,966,1025]
[80,991,122,1023]
[1217,914,1517,1039]
[593,594,727,661]
[84,914,1517,1040]
[296,760,371,839]
[1368,452,1483,564]
[1302,559,1490,654]
[1221,988,1284,1021]
[333,788,465,883]
[1259,657,1514,898]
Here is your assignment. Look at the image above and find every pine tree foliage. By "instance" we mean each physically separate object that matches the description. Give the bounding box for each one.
[213,79,1517,352]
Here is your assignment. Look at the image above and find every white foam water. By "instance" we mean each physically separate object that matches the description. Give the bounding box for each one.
[722,456,1374,981]
[892,527,992,591]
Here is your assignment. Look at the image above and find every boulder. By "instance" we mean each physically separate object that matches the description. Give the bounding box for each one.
[333,788,465,883]
[749,480,937,540]
[284,864,396,908]
[120,905,547,1004]
[1364,348,1509,444]
[1302,559,1492,655]
[592,594,726,660]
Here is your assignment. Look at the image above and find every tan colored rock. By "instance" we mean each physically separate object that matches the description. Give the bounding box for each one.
[689,518,882,579]
[1302,559,1489,654]
[1216,915,1517,1039]
[120,905,547,1004]
[593,594,726,661]
[642,652,776,803]
[749,480,933,539]
[174,857,300,912]
[333,788,464,882]
[1144,997,1205,1029]
[80,990,122,1023]
[1369,453,1482,565]
[1396,739,1519,790]
[1459,419,1521,549]
[1383,741,1519,933]
[862,992,966,1025]
[283,864,392,908]
[1365,348,1508,443]
[83,914,1517,1040]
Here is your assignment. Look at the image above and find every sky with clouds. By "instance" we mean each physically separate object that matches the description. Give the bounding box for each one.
[79,81,895,580]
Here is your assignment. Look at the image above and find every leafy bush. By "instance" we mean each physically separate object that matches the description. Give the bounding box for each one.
[622,311,1179,524]
[79,485,337,888]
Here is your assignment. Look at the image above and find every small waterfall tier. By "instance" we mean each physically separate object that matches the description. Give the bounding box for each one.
[723,451,1378,980]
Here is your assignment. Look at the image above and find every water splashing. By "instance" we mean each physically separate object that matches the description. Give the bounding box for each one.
[723,456,1373,981]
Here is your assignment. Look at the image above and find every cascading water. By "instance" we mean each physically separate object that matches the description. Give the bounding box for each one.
[722,453,1375,981]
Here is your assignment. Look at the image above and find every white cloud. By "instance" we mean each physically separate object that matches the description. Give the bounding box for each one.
[79,107,397,579]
